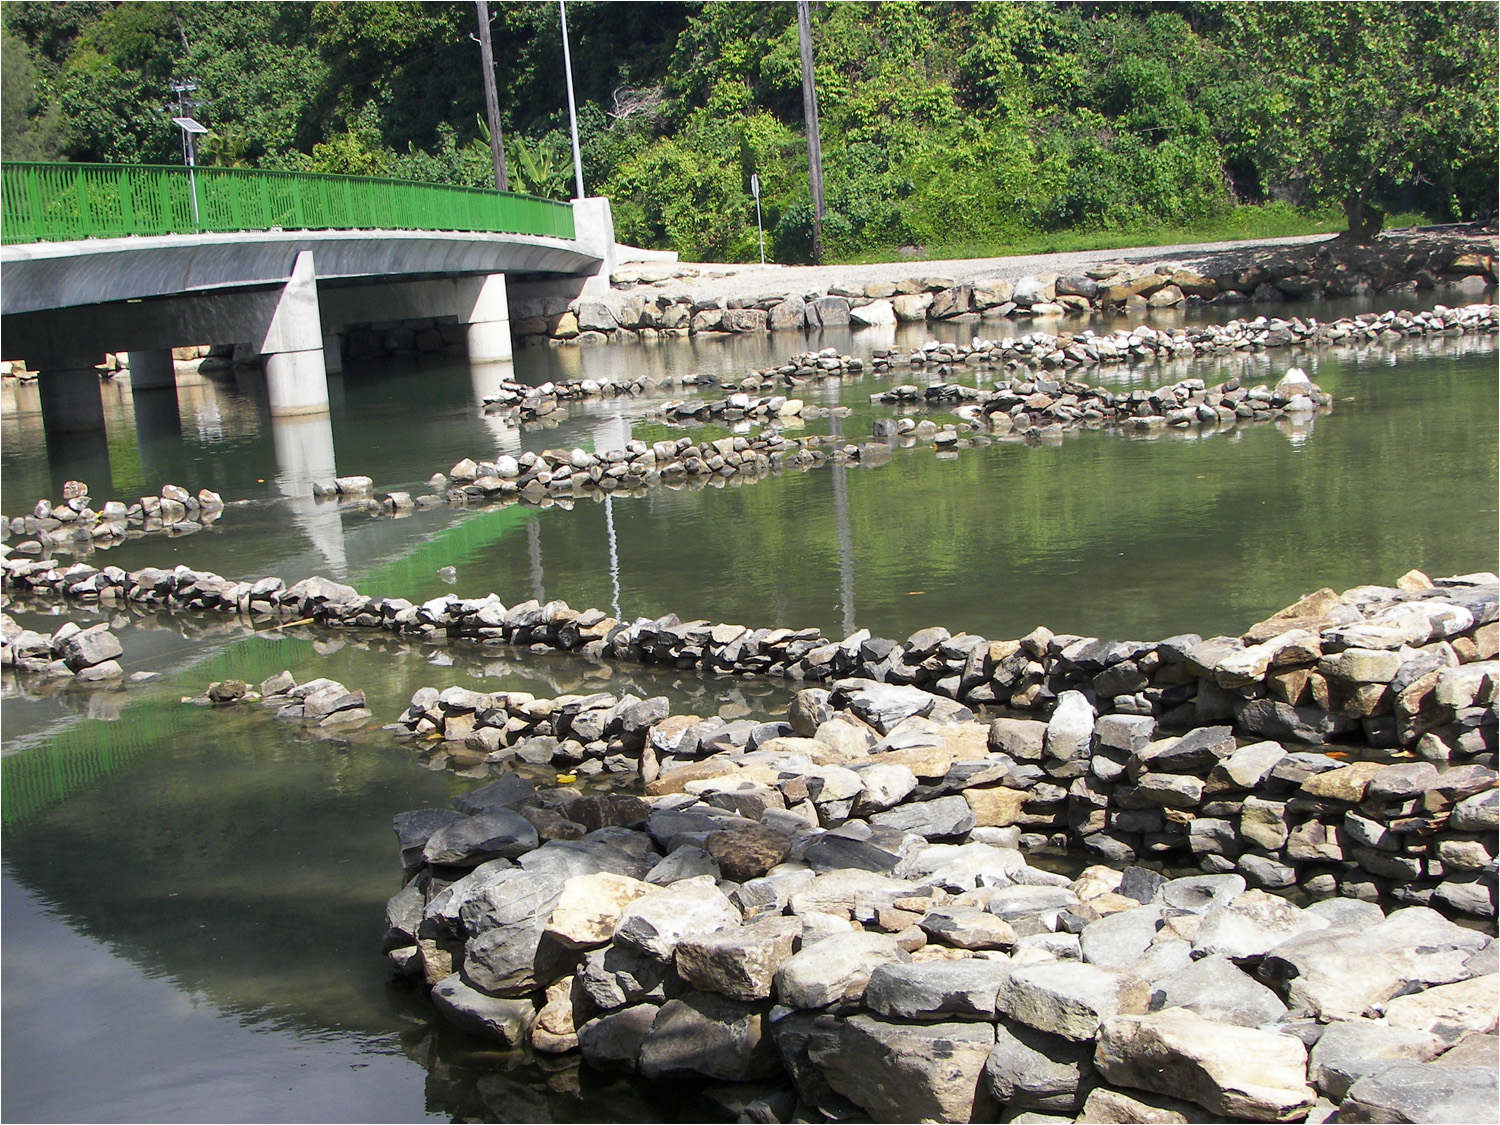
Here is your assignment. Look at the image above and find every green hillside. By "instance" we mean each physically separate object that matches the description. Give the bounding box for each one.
[3,1,1494,260]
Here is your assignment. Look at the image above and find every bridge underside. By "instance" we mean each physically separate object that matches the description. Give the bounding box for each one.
[0,227,600,317]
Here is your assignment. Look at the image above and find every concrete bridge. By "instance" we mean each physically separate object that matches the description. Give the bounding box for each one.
[1,162,639,434]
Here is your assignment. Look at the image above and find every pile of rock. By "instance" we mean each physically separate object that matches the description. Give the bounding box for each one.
[875,367,1330,435]
[393,686,671,778]
[876,303,1498,375]
[3,480,224,555]
[5,559,1494,764]
[383,737,1497,1120]
[387,670,1496,916]
[662,393,806,423]
[182,670,373,729]
[436,434,825,505]
[481,374,657,423]
[310,476,375,500]
[0,613,124,682]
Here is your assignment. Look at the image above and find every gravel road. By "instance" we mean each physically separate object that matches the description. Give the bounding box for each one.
[628,232,1346,302]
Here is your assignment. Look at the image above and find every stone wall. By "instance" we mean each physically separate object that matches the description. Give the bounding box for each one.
[379,672,1498,1122]
[380,668,1497,917]
[513,237,1499,347]
[4,558,1494,765]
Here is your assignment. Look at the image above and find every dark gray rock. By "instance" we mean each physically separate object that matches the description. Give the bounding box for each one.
[863,959,1014,1022]
[577,1003,661,1072]
[430,973,536,1045]
[1136,726,1234,773]
[451,772,538,815]
[869,794,976,838]
[1079,905,1163,970]
[1309,1020,1445,1100]
[394,808,466,869]
[423,810,539,866]
[1148,954,1288,1027]
[984,1019,1097,1113]
[639,991,781,1080]
[578,943,676,1009]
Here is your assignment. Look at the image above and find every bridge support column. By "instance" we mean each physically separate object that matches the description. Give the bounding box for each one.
[38,364,107,433]
[457,274,512,361]
[126,349,177,390]
[260,251,329,416]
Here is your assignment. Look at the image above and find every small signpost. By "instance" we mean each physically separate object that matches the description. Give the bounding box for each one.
[751,172,765,265]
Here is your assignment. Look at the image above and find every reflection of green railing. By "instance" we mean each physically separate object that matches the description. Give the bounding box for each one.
[1,635,315,828]
[1,162,575,245]
[353,503,537,593]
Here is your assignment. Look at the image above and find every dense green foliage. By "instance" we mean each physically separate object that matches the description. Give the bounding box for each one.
[3,1,1494,260]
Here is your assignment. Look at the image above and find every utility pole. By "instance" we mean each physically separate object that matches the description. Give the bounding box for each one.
[796,0,825,264]
[559,0,587,200]
[475,0,509,191]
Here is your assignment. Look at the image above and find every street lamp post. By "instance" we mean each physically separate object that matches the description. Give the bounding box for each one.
[168,78,208,228]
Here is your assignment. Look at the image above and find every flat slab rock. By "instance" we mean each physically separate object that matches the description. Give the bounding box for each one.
[1095,1007,1314,1121]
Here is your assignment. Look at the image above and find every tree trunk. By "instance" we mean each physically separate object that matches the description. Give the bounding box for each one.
[475,0,509,193]
[797,0,825,265]
[1341,192,1385,242]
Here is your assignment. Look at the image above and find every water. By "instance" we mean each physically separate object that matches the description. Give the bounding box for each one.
[3,297,1497,1121]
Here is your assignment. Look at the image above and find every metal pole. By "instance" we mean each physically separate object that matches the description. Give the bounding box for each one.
[187,131,200,228]
[475,0,510,191]
[559,0,586,200]
[752,172,765,265]
[796,0,825,264]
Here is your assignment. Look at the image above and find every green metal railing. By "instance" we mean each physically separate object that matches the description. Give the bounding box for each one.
[1,161,575,245]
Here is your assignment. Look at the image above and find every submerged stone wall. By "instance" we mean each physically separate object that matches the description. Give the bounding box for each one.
[380,671,1498,1123]
[4,559,1494,764]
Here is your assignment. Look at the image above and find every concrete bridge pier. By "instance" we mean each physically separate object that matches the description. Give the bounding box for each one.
[126,349,177,390]
[458,274,513,361]
[126,347,183,448]
[260,251,330,417]
[38,363,107,434]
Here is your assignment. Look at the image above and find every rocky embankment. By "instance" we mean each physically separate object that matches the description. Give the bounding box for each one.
[384,670,1498,916]
[3,479,224,557]
[506,231,1498,347]
[381,673,1498,1123]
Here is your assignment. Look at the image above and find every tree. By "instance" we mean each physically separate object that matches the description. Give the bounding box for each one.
[2,28,65,159]
[1222,2,1499,237]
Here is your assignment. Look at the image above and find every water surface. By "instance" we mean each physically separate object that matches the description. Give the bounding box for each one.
[3,295,1496,1121]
